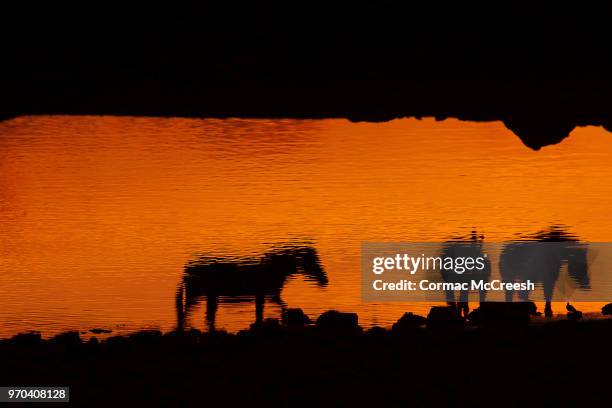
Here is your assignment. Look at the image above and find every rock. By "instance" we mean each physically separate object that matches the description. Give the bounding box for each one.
[249,318,284,335]
[129,330,163,344]
[392,312,427,334]
[565,303,583,320]
[467,307,483,324]
[105,335,128,347]
[163,328,203,345]
[525,302,539,316]
[426,306,463,327]
[8,331,42,346]
[48,331,82,346]
[365,326,388,337]
[281,308,311,330]
[316,310,361,333]
[473,302,536,325]
[206,329,229,337]
[602,303,612,315]
[236,329,252,337]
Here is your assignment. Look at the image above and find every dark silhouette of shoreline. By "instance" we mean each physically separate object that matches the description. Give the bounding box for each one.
[2,79,610,151]
[2,5,611,150]
[2,306,611,406]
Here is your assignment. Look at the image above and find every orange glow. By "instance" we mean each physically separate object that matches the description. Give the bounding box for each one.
[0,116,611,336]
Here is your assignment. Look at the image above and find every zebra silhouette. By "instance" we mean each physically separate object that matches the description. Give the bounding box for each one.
[439,231,492,317]
[499,227,590,317]
[176,245,327,331]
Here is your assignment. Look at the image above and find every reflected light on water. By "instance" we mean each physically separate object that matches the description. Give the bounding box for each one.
[0,116,611,336]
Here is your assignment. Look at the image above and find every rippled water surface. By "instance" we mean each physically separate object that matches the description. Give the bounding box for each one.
[1,116,611,337]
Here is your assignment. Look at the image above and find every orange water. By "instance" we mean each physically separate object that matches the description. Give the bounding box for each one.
[0,116,610,336]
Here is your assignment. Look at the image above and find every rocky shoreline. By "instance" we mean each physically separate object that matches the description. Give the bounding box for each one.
[2,305,611,406]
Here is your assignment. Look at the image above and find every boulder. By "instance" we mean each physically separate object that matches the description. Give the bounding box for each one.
[129,330,163,344]
[392,312,427,334]
[427,306,463,327]
[281,308,311,330]
[48,331,82,346]
[365,326,388,337]
[163,328,203,345]
[316,310,361,334]
[565,303,583,320]
[8,331,42,346]
[467,307,483,324]
[105,335,129,347]
[472,302,536,325]
[249,318,284,335]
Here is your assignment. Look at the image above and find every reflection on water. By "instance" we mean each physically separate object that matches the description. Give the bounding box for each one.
[439,231,491,317]
[178,244,327,331]
[500,227,590,317]
[0,116,611,336]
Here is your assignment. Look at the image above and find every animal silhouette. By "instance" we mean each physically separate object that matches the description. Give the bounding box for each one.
[439,231,491,317]
[176,245,327,331]
[499,227,590,317]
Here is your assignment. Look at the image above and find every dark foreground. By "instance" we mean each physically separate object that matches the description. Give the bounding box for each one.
[1,315,610,407]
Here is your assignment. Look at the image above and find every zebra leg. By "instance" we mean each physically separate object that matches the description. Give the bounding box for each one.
[479,287,487,303]
[544,301,553,317]
[206,294,218,332]
[459,289,469,317]
[544,283,554,318]
[271,292,286,314]
[445,289,456,309]
[504,287,514,302]
[176,284,185,332]
[518,289,530,301]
